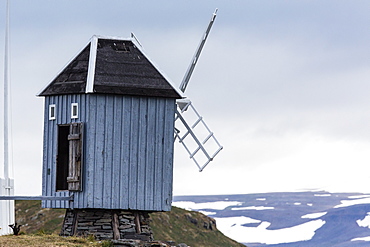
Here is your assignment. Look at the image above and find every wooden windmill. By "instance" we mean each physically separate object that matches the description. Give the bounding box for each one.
[37,10,222,240]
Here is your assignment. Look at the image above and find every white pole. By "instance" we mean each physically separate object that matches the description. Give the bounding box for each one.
[2,0,15,235]
[4,0,10,186]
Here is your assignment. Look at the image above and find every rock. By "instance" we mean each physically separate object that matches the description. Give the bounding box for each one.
[150,241,171,247]
[61,209,153,241]
[203,219,216,230]
[120,218,130,224]
[184,213,198,225]
[112,239,142,246]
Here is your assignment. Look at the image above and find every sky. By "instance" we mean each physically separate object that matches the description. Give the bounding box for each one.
[1,1,370,196]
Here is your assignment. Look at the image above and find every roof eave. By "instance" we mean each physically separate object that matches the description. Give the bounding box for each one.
[37,36,95,97]
[37,34,185,99]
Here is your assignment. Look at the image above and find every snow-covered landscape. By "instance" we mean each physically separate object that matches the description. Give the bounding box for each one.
[173,191,370,246]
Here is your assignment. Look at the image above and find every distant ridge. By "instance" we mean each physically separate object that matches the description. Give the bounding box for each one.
[173,191,370,246]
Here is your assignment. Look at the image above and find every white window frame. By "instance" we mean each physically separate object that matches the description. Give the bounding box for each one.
[71,103,78,119]
[49,104,56,120]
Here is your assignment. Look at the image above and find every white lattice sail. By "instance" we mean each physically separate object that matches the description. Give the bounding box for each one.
[175,99,223,171]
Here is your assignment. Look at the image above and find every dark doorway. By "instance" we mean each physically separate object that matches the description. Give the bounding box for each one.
[56,125,69,191]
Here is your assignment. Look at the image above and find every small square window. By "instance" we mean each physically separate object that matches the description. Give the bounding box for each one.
[71,103,78,119]
[49,104,56,120]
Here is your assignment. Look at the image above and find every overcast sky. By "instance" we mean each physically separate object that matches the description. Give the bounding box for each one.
[1,1,370,196]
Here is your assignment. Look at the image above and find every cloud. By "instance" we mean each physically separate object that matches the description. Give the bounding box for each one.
[1,1,370,196]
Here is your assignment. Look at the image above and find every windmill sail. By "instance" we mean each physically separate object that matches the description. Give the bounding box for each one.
[179,9,218,93]
[175,9,223,171]
[175,100,223,171]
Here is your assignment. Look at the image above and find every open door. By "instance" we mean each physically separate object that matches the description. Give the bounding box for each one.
[56,123,83,191]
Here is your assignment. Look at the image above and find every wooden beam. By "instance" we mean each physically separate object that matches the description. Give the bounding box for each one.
[112,211,120,240]
[71,209,78,236]
[134,212,141,234]
[0,196,73,201]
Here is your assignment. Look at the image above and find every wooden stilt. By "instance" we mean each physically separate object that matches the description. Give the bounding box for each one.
[112,211,120,240]
[134,212,141,234]
[71,209,78,236]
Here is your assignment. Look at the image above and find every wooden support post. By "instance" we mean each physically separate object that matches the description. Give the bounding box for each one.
[112,211,120,240]
[71,209,78,236]
[134,212,141,234]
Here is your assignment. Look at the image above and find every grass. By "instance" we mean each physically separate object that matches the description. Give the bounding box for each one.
[10,201,244,247]
[0,234,112,247]
[15,200,65,234]
[150,206,245,247]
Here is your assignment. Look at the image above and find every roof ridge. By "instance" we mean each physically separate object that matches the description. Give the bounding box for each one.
[38,35,182,99]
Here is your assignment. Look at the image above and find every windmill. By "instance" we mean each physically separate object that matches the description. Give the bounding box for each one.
[0,8,225,240]
[175,9,223,172]
[0,5,223,241]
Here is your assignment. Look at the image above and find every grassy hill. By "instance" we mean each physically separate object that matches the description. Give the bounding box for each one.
[0,234,108,247]
[151,206,244,247]
[15,200,65,234]
[0,200,244,247]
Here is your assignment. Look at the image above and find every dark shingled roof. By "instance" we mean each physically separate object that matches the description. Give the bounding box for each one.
[39,36,182,99]
[40,44,90,95]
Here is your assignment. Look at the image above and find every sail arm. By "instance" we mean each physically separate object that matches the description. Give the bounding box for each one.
[179,9,218,93]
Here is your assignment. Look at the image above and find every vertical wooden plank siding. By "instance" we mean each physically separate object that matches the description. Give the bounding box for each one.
[41,97,51,208]
[103,96,114,208]
[128,97,139,209]
[153,99,164,210]
[137,97,147,209]
[42,95,87,208]
[42,94,176,211]
[145,98,156,210]
[119,97,131,209]
[162,99,176,210]
[85,94,96,208]
[111,96,123,209]
[93,95,106,208]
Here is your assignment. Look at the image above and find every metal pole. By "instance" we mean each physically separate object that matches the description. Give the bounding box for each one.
[3,0,14,234]
[3,0,11,194]
[4,0,10,186]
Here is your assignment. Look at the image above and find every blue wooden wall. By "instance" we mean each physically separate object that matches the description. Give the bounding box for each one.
[42,94,176,211]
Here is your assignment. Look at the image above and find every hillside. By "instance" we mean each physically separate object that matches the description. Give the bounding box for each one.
[4,200,244,247]
[15,200,65,234]
[151,206,245,247]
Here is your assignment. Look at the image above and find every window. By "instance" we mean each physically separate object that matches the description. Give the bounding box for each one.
[49,104,56,120]
[71,103,78,119]
[56,123,83,191]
